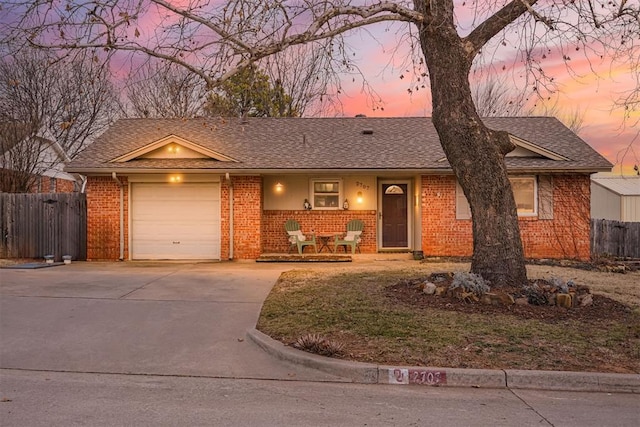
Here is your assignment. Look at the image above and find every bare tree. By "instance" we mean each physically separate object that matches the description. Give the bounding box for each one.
[472,77,524,117]
[0,48,119,158]
[123,60,207,118]
[0,121,54,192]
[529,100,586,134]
[5,1,638,285]
[260,44,340,117]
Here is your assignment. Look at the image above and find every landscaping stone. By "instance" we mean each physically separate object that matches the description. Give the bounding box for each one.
[481,292,515,306]
[557,293,572,308]
[423,282,437,295]
[579,294,594,307]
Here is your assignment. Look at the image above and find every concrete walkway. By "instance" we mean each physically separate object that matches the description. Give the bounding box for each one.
[0,261,344,382]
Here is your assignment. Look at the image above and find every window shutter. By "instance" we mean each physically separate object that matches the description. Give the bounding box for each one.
[456,181,471,220]
[538,175,554,219]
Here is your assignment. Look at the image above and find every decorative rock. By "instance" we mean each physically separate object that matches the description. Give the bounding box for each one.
[576,284,591,294]
[480,292,515,306]
[578,293,593,307]
[556,293,572,308]
[423,282,437,295]
[570,292,577,307]
[515,297,529,306]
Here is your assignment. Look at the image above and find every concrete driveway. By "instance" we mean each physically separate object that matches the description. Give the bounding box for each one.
[0,261,343,381]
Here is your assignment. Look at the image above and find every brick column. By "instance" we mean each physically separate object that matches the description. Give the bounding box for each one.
[231,176,262,259]
[85,176,128,260]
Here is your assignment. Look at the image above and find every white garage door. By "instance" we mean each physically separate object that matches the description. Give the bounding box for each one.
[131,182,221,260]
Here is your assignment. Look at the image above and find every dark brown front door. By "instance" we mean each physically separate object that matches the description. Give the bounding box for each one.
[382,184,408,247]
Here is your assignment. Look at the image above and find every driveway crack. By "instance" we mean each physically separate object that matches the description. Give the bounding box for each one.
[118,270,181,299]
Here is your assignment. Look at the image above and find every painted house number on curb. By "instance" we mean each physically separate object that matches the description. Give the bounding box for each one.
[389,368,447,385]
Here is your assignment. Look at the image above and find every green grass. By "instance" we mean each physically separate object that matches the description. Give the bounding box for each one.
[257,268,640,373]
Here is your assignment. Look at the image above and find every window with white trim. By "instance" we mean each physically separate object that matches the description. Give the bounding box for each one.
[456,176,538,218]
[310,179,342,209]
[510,177,537,216]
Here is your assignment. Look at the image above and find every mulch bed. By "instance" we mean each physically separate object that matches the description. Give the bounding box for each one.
[385,278,637,324]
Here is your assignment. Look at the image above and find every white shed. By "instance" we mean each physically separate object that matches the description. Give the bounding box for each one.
[591,173,640,222]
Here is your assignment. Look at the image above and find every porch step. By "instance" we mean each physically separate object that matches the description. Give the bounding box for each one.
[256,254,352,262]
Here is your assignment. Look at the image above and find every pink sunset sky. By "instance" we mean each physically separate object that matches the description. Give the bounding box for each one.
[7,0,637,174]
[333,25,639,176]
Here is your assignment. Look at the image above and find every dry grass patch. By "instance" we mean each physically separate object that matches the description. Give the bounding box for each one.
[257,266,640,373]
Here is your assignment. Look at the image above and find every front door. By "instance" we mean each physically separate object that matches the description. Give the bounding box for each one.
[381,183,408,248]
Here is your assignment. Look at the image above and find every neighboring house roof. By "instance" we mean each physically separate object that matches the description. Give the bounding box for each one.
[1,123,75,181]
[591,173,640,196]
[66,116,612,174]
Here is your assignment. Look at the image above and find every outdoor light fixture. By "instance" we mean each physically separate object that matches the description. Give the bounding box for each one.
[275,182,284,193]
[169,175,182,183]
[303,199,312,210]
[356,191,363,204]
[167,145,180,154]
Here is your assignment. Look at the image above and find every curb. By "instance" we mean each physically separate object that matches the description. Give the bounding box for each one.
[246,329,640,393]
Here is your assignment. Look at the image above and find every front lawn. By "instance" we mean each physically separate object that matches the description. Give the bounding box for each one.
[257,265,640,373]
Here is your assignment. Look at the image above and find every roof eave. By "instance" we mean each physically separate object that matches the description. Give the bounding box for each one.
[66,166,613,175]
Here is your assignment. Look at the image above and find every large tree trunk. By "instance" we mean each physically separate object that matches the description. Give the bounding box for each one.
[417,2,528,286]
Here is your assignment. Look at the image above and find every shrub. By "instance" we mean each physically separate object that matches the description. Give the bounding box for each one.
[550,276,570,294]
[449,272,490,297]
[524,285,549,306]
[293,333,345,357]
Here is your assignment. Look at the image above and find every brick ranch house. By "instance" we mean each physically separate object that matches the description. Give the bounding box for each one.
[65,116,612,261]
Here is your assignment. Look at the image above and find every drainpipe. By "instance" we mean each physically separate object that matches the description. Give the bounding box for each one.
[79,175,88,193]
[111,172,125,261]
[227,172,234,260]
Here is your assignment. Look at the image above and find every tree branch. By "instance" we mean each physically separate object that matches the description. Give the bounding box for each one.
[464,0,550,58]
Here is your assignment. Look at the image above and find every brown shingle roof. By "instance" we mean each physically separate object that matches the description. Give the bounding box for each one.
[67,116,612,173]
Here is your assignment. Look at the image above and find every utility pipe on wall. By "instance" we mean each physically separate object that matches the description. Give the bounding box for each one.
[111,172,125,261]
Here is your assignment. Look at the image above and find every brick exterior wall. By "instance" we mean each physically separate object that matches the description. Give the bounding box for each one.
[54,178,76,193]
[421,175,591,260]
[30,176,76,193]
[230,176,262,259]
[84,173,591,261]
[2,172,77,193]
[520,175,591,260]
[85,175,129,260]
[262,210,377,253]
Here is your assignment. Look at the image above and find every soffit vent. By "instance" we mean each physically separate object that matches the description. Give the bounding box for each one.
[362,128,374,135]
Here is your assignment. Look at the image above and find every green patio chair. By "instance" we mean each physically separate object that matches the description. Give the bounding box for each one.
[284,219,317,254]
[334,219,364,254]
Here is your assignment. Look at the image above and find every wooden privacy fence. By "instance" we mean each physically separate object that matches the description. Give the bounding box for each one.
[591,218,640,259]
[1,193,87,261]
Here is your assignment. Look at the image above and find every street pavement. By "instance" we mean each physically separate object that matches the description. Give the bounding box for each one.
[1,260,639,426]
